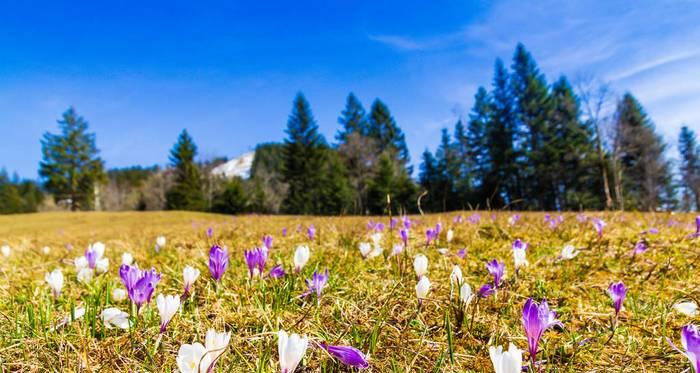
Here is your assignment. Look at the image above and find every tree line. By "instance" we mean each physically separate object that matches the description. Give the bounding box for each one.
[1,43,699,214]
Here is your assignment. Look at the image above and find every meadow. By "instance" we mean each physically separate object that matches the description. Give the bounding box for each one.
[0,211,698,372]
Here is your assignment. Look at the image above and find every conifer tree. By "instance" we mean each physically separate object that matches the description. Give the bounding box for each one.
[367,152,416,214]
[39,107,105,210]
[465,87,491,205]
[165,130,206,211]
[678,126,700,210]
[367,99,410,166]
[336,93,369,143]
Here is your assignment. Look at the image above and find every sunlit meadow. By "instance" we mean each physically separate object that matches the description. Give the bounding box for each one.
[0,211,698,372]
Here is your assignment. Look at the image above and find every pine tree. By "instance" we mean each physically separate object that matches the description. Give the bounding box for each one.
[510,44,554,209]
[367,99,410,166]
[435,128,460,210]
[282,93,325,214]
[367,152,416,214]
[486,59,518,207]
[465,87,491,205]
[613,93,673,210]
[336,93,369,143]
[165,130,206,211]
[678,126,700,210]
[419,149,440,211]
[39,107,105,210]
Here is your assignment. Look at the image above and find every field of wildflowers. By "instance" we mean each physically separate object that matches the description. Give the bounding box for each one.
[0,211,698,372]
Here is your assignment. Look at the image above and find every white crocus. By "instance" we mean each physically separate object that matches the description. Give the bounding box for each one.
[45,269,64,299]
[513,247,528,270]
[415,276,431,300]
[122,252,134,266]
[90,242,105,258]
[205,328,231,365]
[673,301,699,317]
[77,267,93,283]
[42,246,50,255]
[450,265,463,286]
[446,229,454,243]
[95,257,109,274]
[155,235,167,251]
[112,288,127,302]
[370,232,382,246]
[359,242,372,258]
[413,254,428,278]
[459,283,474,306]
[177,342,211,373]
[156,294,180,332]
[560,245,579,260]
[369,243,383,259]
[74,256,88,270]
[101,307,131,329]
[489,343,523,373]
[293,245,310,272]
[278,330,308,373]
[1,245,10,257]
[183,265,201,294]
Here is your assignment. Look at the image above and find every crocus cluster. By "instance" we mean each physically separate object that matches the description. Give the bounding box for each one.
[544,214,564,229]
[522,298,563,365]
[119,264,162,310]
[208,245,229,283]
[244,247,268,278]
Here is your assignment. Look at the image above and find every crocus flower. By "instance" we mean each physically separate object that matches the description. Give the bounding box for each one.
[512,240,529,270]
[155,235,166,252]
[460,283,474,306]
[399,228,409,247]
[42,246,50,255]
[156,294,180,333]
[244,247,267,278]
[282,227,288,237]
[486,259,505,288]
[359,242,372,259]
[425,228,436,246]
[508,214,521,226]
[182,265,200,297]
[122,252,134,266]
[468,214,481,224]
[206,227,213,238]
[632,240,648,255]
[592,218,606,237]
[608,281,627,317]
[307,225,316,241]
[521,298,563,364]
[101,307,131,329]
[302,270,329,304]
[489,343,523,373]
[450,265,463,286]
[446,229,454,243]
[205,329,231,369]
[263,235,273,249]
[1,245,10,257]
[674,302,699,317]
[294,245,310,272]
[76,242,109,274]
[374,222,385,232]
[320,343,369,369]
[453,214,464,223]
[479,284,495,298]
[112,288,127,302]
[390,217,398,230]
[208,245,229,283]
[415,276,431,305]
[435,222,442,235]
[119,264,162,310]
[667,324,700,373]
[278,330,308,373]
[560,245,579,260]
[413,254,428,278]
[177,341,211,373]
[269,264,286,279]
[45,269,64,299]
[389,244,403,257]
[457,248,466,259]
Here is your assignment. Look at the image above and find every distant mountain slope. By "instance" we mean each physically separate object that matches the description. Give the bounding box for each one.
[211,152,254,179]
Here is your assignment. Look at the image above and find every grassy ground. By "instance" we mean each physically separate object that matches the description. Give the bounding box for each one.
[0,211,697,372]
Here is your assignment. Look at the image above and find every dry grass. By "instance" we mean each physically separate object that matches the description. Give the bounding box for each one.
[0,211,697,372]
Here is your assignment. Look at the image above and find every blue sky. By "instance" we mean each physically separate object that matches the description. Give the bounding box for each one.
[2,0,700,179]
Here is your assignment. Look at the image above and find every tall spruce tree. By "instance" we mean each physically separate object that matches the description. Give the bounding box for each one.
[367,99,410,166]
[39,107,105,210]
[367,152,415,214]
[613,93,673,210]
[435,128,461,210]
[336,93,369,142]
[465,87,492,205]
[419,149,440,211]
[165,130,206,211]
[678,126,700,210]
[510,44,554,210]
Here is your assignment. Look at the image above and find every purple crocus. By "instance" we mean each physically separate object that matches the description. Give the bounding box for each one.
[375,223,385,232]
[119,264,161,310]
[592,218,606,237]
[512,239,529,251]
[390,218,398,230]
[486,259,505,288]
[282,227,288,237]
[522,298,563,365]
[478,284,495,298]
[307,225,316,241]
[208,245,229,283]
[320,343,369,369]
[691,216,700,238]
[667,324,700,373]
[608,281,627,317]
[632,240,648,255]
[425,229,437,246]
[244,247,267,278]
[468,214,481,224]
[399,228,409,247]
[262,235,273,249]
[206,227,213,238]
[456,248,466,259]
[268,264,286,279]
[302,269,329,304]
[85,248,98,269]
[453,214,464,224]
